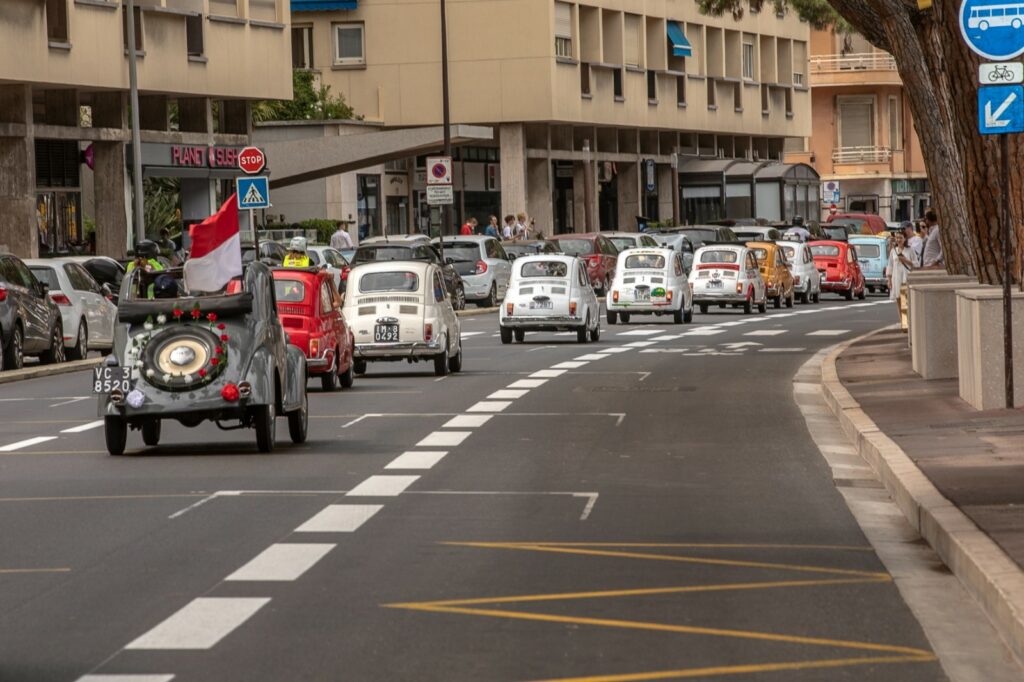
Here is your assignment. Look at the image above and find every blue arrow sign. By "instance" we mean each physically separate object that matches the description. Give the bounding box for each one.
[236,176,270,210]
[960,0,1024,60]
[978,84,1024,134]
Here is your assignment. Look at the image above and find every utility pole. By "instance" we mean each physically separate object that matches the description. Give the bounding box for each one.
[126,0,145,248]
[438,0,452,259]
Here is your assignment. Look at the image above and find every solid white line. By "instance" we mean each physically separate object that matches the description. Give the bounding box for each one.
[808,329,850,336]
[60,420,105,434]
[341,414,374,429]
[460,331,486,337]
[416,431,472,447]
[125,597,270,650]
[0,436,57,452]
[386,450,448,470]
[624,341,656,348]
[466,400,513,413]
[488,389,529,400]
[616,329,662,336]
[78,676,175,682]
[442,414,493,428]
[225,543,335,582]
[574,354,606,361]
[530,369,567,378]
[552,361,587,369]
[596,347,632,354]
[295,504,383,533]
[759,348,807,353]
[744,330,786,336]
[49,397,89,408]
[508,379,547,388]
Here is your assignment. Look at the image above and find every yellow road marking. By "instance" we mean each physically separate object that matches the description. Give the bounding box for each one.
[531,654,936,681]
[503,542,875,552]
[0,567,71,575]
[444,543,888,579]
[387,577,888,609]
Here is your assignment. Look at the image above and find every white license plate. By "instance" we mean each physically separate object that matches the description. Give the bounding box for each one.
[634,289,651,301]
[93,367,131,394]
[529,301,553,309]
[707,280,724,289]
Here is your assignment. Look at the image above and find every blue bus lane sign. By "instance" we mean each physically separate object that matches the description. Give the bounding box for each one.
[961,0,1024,60]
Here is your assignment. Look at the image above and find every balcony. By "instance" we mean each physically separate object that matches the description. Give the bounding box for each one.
[809,53,902,87]
[831,146,905,177]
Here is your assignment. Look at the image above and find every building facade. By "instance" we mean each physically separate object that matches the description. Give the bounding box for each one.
[785,29,929,223]
[287,0,813,235]
[0,0,292,258]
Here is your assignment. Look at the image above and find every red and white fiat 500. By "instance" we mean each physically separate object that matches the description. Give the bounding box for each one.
[688,244,767,315]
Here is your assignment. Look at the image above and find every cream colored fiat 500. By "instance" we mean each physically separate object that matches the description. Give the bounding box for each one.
[344,261,463,376]
[606,247,693,325]
[499,254,601,344]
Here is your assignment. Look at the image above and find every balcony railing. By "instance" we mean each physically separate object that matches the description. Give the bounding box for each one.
[810,53,897,73]
[833,146,893,164]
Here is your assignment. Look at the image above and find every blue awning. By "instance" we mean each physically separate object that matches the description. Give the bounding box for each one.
[666,21,692,58]
[292,0,357,11]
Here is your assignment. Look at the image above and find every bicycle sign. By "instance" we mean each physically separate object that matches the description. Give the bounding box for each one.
[980,62,1024,83]
[961,0,1024,60]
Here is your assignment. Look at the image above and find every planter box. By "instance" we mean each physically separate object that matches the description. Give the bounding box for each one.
[956,286,1024,409]
[910,282,986,379]
[905,272,974,345]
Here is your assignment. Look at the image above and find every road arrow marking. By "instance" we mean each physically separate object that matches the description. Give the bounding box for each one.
[985,92,1017,128]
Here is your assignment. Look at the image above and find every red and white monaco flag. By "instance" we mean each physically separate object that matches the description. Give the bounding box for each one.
[184,194,242,292]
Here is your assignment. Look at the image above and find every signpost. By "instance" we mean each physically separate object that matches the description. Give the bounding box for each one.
[238,146,266,175]
[427,155,453,258]
[961,0,1018,407]
[235,146,269,261]
[821,180,841,206]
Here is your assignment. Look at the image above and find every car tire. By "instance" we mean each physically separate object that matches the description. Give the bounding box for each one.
[684,306,693,324]
[339,360,355,389]
[434,344,450,376]
[514,329,525,343]
[577,317,590,343]
[698,304,708,315]
[799,292,808,304]
[758,295,767,314]
[743,293,753,315]
[68,320,88,361]
[254,403,276,453]
[3,324,23,371]
[448,341,463,373]
[620,312,631,324]
[455,285,466,311]
[857,286,867,300]
[813,290,821,303]
[844,287,854,301]
[773,295,782,310]
[480,283,497,308]
[320,360,338,392]
[353,359,367,375]
[673,307,684,324]
[104,416,127,456]
[40,322,65,365]
[606,310,618,325]
[500,327,513,345]
[599,275,611,297]
[142,419,161,446]
[589,323,600,342]
[867,286,875,294]
[288,392,308,444]
[785,291,794,308]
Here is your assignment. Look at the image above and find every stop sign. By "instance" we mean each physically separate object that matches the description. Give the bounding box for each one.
[238,146,266,174]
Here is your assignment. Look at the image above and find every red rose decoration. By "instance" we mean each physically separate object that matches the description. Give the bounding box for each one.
[211,357,220,366]
[220,334,230,342]
[207,313,218,322]
[217,323,226,330]
[191,309,201,319]
[216,346,225,355]
[198,369,207,378]
[173,308,183,318]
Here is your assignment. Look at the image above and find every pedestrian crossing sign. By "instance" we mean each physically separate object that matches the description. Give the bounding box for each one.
[236,176,271,210]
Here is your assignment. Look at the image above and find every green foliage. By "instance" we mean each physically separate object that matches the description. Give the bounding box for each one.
[252,70,356,123]
[697,0,851,33]
[143,177,181,237]
[300,219,340,245]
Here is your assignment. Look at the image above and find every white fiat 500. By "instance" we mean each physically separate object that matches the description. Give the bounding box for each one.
[688,244,768,315]
[343,261,463,376]
[499,255,601,344]
[777,240,822,304]
[606,248,693,325]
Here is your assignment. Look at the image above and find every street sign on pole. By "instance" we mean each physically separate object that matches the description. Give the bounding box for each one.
[980,62,1024,84]
[960,0,1024,60]
[426,185,454,206]
[237,176,271,210]
[426,156,452,185]
[978,84,1024,134]
[238,147,266,175]
[821,180,841,205]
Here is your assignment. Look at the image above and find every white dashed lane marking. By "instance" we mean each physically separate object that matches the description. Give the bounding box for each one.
[624,341,656,348]
[488,389,529,400]
[744,330,787,336]
[442,415,493,428]
[385,451,448,470]
[551,361,588,369]
[615,329,662,336]
[531,369,567,378]
[0,436,57,452]
[466,401,513,413]
[681,329,724,336]
[416,431,472,447]
[78,676,175,682]
[574,354,606,361]
[225,543,335,582]
[508,379,547,388]
[596,347,632,354]
[347,475,420,497]
[125,597,270,650]
[295,505,383,533]
[807,329,850,336]
[60,420,104,433]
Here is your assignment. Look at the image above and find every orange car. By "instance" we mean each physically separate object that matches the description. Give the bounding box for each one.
[746,241,795,309]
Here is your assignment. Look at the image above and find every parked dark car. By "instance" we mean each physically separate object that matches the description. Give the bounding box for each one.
[66,256,125,293]
[241,241,287,265]
[501,239,561,259]
[352,240,466,309]
[547,233,619,295]
[98,263,308,455]
[0,253,65,370]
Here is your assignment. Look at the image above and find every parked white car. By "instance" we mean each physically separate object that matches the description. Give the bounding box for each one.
[343,261,462,376]
[25,258,116,359]
[499,255,600,344]
[601,231,661,253]
[307,245,351,292]
[432,235,512,307]
[651,233,697,272]
[777,241,822,304]
[688,244,768,315]
[607,248,693,325]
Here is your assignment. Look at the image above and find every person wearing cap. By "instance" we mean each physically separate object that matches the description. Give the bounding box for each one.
[126,240,165,274]
[283,236,311,268]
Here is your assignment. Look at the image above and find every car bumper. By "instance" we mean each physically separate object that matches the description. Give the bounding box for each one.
[865,277,887,287]
[355,340,443,359]
[820,280,852,292]
[691,287,745,304]
[608,301,675,312]
[305,351,336,374]
[461,275,493,299]
[502,315,584,330]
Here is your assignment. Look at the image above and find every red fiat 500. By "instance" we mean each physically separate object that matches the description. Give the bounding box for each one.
[271,268,355,391]
[809,240,866,301]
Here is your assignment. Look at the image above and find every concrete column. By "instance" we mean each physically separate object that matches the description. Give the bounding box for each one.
[572,160,597,234]
[92,142,129,259]
[657,164,674,222]
[499,123,527,220]
[526,158,552,237]
[617,161,640,231]
[0,84,36,257]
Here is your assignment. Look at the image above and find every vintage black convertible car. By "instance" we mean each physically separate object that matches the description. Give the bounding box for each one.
[96,262,308,455]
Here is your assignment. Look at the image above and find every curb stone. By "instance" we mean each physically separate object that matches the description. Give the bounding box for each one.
[821,328,1024,666]
[0,357,103,386]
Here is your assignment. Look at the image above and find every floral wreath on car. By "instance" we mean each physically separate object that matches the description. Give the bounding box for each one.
[130,302,231,392]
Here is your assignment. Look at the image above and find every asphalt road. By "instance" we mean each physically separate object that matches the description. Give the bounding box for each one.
[0,295,950,681]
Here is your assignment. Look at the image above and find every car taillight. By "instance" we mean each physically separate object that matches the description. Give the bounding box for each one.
[506,303,514,315]
[667,290,673,302]
[569,301,577,316]
[309,337,321,357]
[794,275,801,286]
[0,286,6,302]
[51,293,71,306]
[736,282,743,293]
[424,323,433,342]
[612,290,619,303]
[475,260,488,275]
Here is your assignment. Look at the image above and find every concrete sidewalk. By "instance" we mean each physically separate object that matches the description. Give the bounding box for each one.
[823,327,1024,664]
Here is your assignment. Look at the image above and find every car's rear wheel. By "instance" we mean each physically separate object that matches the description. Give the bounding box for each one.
[514,329,525,343]
[40,322,65,365]
[254,403,276,453]
[606,310,618,325]
[577,316,590,343]
[320,358,338,392]
[3,325,23,371]
[698,304,708,315]
[799,291,808,304]
[339,360,355,388]
[757,294,767,314]
[813,290,822,303]
[867,286,875,294]
[773,294,782,309]
[105,416,127,456]
[620,312,631,324]
[480,283,497,308]
[500,327,513,344]
[68,320,88,361]
[785,291,794,308]
[434,344,450,376]
[684,306,693,324]
[288,392,308,444]
[673,307,684,324]
[353,359,367,375]
[844,287,854,301]
[598,275,611,297]
[589,323,600,342]
[448,340,463,373]
[857,285,867,300]
[141,419,161,446]
[454,285,466,310]
[743,293,753,315]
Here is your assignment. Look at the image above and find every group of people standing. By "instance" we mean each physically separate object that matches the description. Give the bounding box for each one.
[887,209,944,318]
[460,213,535,240]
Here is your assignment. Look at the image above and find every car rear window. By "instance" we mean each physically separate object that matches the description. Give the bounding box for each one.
[854,243,880,258]
[624,254,665,270]
[609,237,635,251]
[29,266,59,290]
[780,245,797,260]
[275,279,306,303]
[519,261,568,278]
[810,245,841,257]
[699,249,739,264]
[353,246,417,264]
[443,243,482,262]
[555,239,595,256]
[358,271,420,293]
[683,230,715,245]
[749,248,769,263]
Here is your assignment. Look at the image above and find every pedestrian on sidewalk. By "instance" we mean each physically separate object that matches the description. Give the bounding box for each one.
[501,217,513,240]
[514,213,528,239]
[921,209,944,269]
[888,229,913,307]
[330,221,354,250]
[460,218,476,236]
[908,220,925,265]
[486,217,501,238]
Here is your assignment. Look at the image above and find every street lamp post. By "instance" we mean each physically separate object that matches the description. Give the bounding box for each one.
[125,0,145,248]
[438,0,452,256]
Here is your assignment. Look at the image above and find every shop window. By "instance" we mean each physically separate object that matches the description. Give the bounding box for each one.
[676,75,686,106]
[333,23,365,66]
[647,71,657,102]
[186,14,204,58]
[581,62,591,96]
[613,68,623,99]
[292,25,313,69]
[122,6,143,53]
[46,0,69,43]
[357,175,380,239]
[555,2,573,58]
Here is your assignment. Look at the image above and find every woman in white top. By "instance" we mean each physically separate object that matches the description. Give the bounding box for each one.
[887,231,914,314]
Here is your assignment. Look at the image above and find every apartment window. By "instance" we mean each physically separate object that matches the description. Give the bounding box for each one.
[647,71,657,102]
[613,68,623,99]
[209,0,238,17]
[734,83,743,111]
[676,75,686,106]
[785,88,793,117]
[624,14,642,68]
[333,23,365,66]
[793,71,804,86]
[742,41,755,80]
[46,0,69,43]
[761,84,769,114]
[581,62,591,96]
[186,14,204,57]
[838,96,875,149]
[249,0,278,23]
[749,0,759,13]
[292,25,314,69]
[707,79,716,109]
[122,6,143,53]
[555,2,573,58]
[889,95,902,149]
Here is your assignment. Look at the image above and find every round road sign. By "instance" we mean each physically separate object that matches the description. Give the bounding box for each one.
[238,146,266,175]
[960,0,1024,61]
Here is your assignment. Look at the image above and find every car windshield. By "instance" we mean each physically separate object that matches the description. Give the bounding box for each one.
[29,266,59,290]
[520,261,568,278]
[699,250,739,264]
[555,239,594,256]
[275,279,306,303]
[624,254,665,270]
[354,246,418,264]
[444,243,482,262]
[811,245,841,257]
[780,246,797,260]
[609,238,636,251]
[504,245,535,257]
[853,243,881,258]
[359,271,421,293]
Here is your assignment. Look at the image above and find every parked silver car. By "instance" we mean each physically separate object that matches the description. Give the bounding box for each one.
[432,235,512,307]
[306,245,351,292]
[26,258,117,359]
